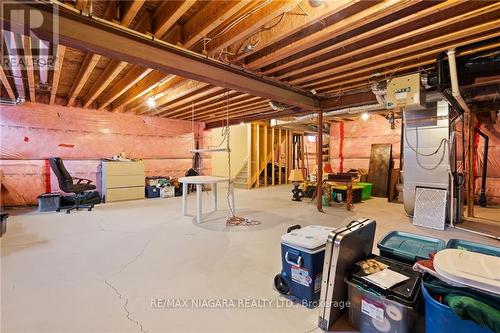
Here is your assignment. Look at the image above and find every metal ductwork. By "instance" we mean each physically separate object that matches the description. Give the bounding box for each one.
[371,82,387,107]
[269,101,288,111]
[274,86,387,127]
[272,104,383,127]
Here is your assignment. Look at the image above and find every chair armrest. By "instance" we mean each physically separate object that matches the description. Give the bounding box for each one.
[72,177,93,185]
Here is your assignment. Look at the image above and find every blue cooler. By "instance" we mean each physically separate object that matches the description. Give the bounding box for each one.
[274,225,335,307]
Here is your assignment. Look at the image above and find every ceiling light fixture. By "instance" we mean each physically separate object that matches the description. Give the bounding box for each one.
[361,112,370,121]
[309,0,324,7]
[147,96,156,108]
[243,44,256,53]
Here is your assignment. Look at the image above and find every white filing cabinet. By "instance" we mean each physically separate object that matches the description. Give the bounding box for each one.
[101,161,145,202]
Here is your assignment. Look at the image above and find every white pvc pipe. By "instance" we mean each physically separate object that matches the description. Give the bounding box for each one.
[447,49,459,96]
[39,39,49,84]
[449,170,454,227]
[447,49,471,113]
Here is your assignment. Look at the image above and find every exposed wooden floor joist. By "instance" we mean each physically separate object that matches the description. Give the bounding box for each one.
[0,0,498,126]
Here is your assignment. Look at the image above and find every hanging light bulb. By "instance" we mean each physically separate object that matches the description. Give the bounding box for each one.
[361,112,370,121]
[309,0,324,7]
[147,96,156,108]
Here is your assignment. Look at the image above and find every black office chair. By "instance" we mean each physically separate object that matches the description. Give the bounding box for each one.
[49,157,96,214]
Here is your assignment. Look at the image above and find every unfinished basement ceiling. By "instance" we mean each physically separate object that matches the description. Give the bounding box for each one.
[1,0,499,127]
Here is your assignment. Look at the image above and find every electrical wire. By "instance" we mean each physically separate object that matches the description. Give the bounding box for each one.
[233,12,286,57]
[191,102,195,150]
[404,121,449,171]
[193,0,272,51]
[213,0,272,41]
[232,3,308,58]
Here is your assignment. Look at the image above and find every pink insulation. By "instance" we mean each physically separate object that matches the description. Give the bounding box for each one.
[0,103,210,206]
[330,116,402,172]
[474,117,500,205]
[327,114,500,205]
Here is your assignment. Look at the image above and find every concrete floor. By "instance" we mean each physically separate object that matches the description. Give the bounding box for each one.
[1,185,499,333]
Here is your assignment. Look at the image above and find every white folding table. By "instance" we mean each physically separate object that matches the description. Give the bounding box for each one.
[178,176,235,224]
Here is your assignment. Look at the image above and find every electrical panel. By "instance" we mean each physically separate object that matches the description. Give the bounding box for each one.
[386,73,426,110]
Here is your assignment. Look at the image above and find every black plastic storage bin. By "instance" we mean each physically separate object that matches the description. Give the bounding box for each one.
[145,186,160,198]
[346,254,422,333]
[331,186,362,203]
[174,184,183,197]
[37,193,61,212]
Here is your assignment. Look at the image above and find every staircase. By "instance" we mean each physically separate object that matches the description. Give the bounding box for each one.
[229,124,294,189]
[233,162,249,189]
[232,154,272,189]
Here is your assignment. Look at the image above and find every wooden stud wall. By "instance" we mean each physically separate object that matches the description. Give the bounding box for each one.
[245,124,293,189]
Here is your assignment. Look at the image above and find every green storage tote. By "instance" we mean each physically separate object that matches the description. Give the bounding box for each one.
[357,182,373,200]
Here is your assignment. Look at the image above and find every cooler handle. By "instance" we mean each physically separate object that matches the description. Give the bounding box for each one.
[285,251,303,267]
[287,224,301,233]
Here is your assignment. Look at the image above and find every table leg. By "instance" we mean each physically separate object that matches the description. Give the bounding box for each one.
[196,184,202,224]
[212,183,217,211]
[230,182,235,214]
[182,183,188,215]
[346,183,353,211]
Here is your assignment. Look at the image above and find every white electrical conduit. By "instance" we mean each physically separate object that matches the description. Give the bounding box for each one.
[447,49,471,113]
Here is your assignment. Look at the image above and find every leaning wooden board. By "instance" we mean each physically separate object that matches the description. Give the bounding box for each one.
[367,144,392,197]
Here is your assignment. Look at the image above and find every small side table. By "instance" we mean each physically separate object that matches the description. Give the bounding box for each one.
[323,180,354,211]
[178,176,235,223]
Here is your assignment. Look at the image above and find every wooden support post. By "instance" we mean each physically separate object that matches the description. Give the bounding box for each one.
[317,109,324,212]
[264,125,268,187]
[247,123,252,189]
[278,130,282,185]
[256,124,260,188]
[290,131,293,181]
[285,130,289,184]
[301,134,306,176]
[271,128,275,186]
[467,112,476,217]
